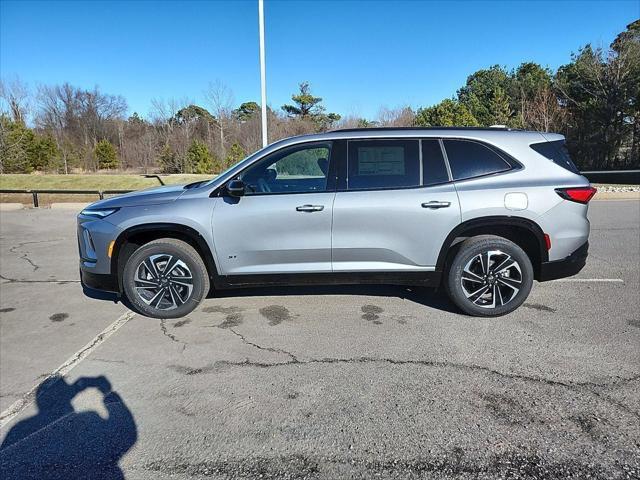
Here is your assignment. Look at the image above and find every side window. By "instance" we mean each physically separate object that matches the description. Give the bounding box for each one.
[240,143,331,195]
[531,140,579,173]
[421,139,450,186]
[347,139,420,190]
[443,139,511,181]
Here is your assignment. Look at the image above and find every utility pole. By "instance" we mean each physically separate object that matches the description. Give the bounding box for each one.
[258,0,268,148]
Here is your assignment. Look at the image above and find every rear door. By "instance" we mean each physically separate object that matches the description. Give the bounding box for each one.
[331,138,461,271]
[212,141,336,275]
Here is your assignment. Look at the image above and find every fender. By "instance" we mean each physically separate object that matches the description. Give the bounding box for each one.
[110,223,219,289]
[435,216,548,272]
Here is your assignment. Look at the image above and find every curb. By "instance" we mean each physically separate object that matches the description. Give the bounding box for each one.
[593,191,640,200]
[50,202,91,210]
[0,203,25,211]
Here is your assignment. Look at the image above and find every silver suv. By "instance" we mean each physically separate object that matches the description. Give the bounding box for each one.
[77,127,595,319]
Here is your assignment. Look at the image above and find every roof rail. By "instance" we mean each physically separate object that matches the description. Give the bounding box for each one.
[330,126,513,133]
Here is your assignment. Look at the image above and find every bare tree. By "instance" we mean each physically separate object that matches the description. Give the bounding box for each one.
[522,87,566,132]
[34,84,127,171]
[376,106,415,126]
[0,77,30,124]
[204,79,235,157]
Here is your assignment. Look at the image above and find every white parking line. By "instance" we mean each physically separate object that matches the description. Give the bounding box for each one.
[551,278,624,283]
[0,310,135,429]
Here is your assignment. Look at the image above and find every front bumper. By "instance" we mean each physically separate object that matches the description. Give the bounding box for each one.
[538,241,588,282]
[80,268,120,293]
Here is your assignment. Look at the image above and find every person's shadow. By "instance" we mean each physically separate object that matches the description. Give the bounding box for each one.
[0,375,137,480]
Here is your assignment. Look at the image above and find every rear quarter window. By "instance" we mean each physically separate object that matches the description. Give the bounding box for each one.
[443,139,511,181]
[530,140,580,173]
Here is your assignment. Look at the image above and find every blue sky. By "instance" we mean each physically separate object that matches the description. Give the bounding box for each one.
[1,0,638,119]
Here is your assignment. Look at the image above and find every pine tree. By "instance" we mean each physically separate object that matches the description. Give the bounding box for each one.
[224,143,245,169]
[158,144,179,173]
[186,140,213,174]
[94,139,119,170]
[488,87,512,126]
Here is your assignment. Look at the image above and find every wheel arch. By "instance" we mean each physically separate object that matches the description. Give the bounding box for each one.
[436,216,548,280]
[111,223,218,292]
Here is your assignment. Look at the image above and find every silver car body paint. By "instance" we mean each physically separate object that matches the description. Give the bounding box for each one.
[78,129,591,279]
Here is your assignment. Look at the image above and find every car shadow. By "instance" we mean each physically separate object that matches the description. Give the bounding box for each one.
[210,284,460,314]
[0,375,137,480]
[82,279,460,315]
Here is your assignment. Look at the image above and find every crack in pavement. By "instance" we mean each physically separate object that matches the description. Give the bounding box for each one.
[162,314,639,421]
[227,328,299,363]
[204,334,640,420]
[7,239,64,272]
[160,319,187,353]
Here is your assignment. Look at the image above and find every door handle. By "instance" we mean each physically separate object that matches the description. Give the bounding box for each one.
[421,201,451,209]
[296,204,324,212]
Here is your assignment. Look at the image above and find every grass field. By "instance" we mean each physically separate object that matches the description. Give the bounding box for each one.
[0,174,215,206]
[0,174,213,191]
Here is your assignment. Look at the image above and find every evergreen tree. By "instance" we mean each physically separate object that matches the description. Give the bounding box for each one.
[0,115,35,173]
[488,87,512,126]
[233,102,260,121]
[186,140,213,174]
[282,82,341,130]
[94,139,119,169]
[414,99,479,127]
[224,142,245,169]
[282,82,323,118]
[158,144,178,173]
[457,65,514,126]
[30,134,59,171]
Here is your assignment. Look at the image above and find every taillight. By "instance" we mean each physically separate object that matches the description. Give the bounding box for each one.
[555,186,597,204]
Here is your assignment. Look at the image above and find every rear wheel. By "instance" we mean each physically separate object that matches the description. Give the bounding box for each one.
[445,235,533,317]
[122,238,209,319]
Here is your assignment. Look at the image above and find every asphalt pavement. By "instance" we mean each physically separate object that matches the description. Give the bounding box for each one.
[0,200,639,479]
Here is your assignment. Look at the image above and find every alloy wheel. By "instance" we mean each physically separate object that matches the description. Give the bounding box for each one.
[133,254,194,310]
[460,250,522,309]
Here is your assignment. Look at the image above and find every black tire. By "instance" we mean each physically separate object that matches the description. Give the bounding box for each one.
[445,235,533,317]
[122,238,209,319]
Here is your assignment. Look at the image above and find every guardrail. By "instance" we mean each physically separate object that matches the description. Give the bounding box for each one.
[0,189,133,207]
[581,170,640,185]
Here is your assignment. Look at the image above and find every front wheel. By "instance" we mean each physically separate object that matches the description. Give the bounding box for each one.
[122,238,209,319]
[445,235,533,317]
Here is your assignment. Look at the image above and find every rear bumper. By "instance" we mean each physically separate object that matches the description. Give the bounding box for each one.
[538,242,588,282]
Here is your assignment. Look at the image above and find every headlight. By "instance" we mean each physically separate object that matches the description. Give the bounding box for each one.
[80,208,119,218]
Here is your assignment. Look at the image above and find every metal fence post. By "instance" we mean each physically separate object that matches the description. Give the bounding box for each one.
[32,191,39,208]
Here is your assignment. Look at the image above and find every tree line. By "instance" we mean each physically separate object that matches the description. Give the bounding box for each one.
[1,20,637,174]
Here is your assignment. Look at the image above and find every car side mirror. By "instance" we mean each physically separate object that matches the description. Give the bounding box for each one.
[226,179,245,197]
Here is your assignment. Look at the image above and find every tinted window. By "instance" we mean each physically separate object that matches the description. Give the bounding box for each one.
[421,139,450,186]
[241,143,330,195]
[531,140,579,173]
[347,139,420,190]
[443,139,511,181]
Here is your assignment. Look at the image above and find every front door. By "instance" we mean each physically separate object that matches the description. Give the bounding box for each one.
[332,138,461,271]
[212,142,335,275]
